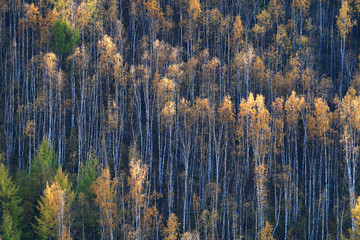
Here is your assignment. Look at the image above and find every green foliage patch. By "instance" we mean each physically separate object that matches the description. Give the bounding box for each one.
[52,18,80,57]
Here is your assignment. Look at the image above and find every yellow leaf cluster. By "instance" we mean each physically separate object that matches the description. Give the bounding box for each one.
[218,95,235,124]
[162,213,180,240]
[269,0,285,23]
[292,0,310,13]
[339,88,360,131]
[145,0,164,21]
[351,196,360,237]
[188,0,202,21]
[285,91,304,130]
[253,56,267,87]
[27,4,42,30]
[230,16,244,51]
[91,168,117,236]
[313,98,331,139]
[252,9,271,35]
[25,120,35,138]
[75,0,98,29]
[258,221,275,240]
[36,169,73,240]
[128,159,148,210]
[43,52,58,78]
[98,35,117,74]
[161,101,176,124]
[337,0,357,38]
[238,93,271,158]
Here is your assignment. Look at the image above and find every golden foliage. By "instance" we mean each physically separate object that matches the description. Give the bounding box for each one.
[285,91,304,130]
[75,0,98,29]
[315,75,332,100]
[234,46,255,69]
[40,8,60,45]
[36,170,73,240]
[275,24,289,51]
[36,182,62,239]
[106,100,120,130]
[337,1,357,38]
[161,101,176,124]
[252,9,271,35]
[162,213,180,240]
[128,158,148,211]
[338,88,360,131]
[238,93,271,160]
[269,0,285,23]
[27,4,42,30]
[231,16,244,49]
[43,52,58,78]
[351,196,360,237]
[25,120,35,138]
[352,0,360,13]
[218,95,235,125]
[253,95,271,152]
[253,56,267,87]
[285,53,301,90]
[98,34,117,74]
[188,0,202,21]
[113,53,125,84]
[313,98,331,139]
[181,231,200,240]
[258,221,275,240]
[292,0,310,13]
[157,77,175,99]
[91,167,117,238]
[145,0,164,21]
[142,205,161,239]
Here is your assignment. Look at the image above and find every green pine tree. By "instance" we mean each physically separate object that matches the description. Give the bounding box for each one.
[52,17,80,57]
[1,210,21,240]
[21,138,58,239]
[31,137,58,194]
[0,163,23,240]
[75,151,100,239]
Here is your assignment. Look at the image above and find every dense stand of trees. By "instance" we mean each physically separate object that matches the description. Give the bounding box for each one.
[2,0,360,239]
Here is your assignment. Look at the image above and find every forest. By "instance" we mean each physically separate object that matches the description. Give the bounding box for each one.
[2,0,360,239]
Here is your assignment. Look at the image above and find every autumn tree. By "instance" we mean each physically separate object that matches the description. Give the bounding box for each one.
[338,88,360,232]
[128,154,148,239]
[154,75,176,207]
[186,0,201,57]
[350,196,360,239]
[258,221,275,240]
[252,9,271,49]
[230,16,244,54]
[144,0,164,42]
[162,213,180,240]
[283,91,304,237]
[337,0,357,95]
[3,0,360,239]
[91,167,117,240]
[178,98,196,233]
[36,168,74,240]
[238,93,271,235]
